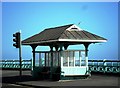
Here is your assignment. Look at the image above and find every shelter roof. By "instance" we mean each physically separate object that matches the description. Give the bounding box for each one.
[22,24,107,46]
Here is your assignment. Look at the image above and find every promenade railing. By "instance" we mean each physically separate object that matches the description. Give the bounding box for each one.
[88,60,120,73]
[0,59,32,70]
[0,59,120,74]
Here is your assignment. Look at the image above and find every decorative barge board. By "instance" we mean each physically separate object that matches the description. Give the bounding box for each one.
[22,24,107,80]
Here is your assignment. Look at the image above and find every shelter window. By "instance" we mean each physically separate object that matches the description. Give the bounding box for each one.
[75,51,80,66]
[63,51,68,66]
[53,52,59,66]
[81,51,86,66]
[69,51,74,67]
[35,53,39,66]
[39,53,45,66]
[45,53,49,66]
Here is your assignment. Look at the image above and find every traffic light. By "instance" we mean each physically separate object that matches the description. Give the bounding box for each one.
[13,32,20,48]
[13,32,22,76]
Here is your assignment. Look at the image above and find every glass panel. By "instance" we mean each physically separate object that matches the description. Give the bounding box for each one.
[75,51,80,66]
[63,51,68,66]
[35,53,39,66]
[53,52,58,66]
[55,52,59,66]
[81,51,86,66]
[41,53,45,66]
[46,53,49,66]
[53,52,55,66]
[48,52,51,66]
[69,51,74,67]
[58,52,61,66]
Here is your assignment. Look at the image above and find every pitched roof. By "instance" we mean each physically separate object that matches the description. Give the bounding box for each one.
[22,24,107,46]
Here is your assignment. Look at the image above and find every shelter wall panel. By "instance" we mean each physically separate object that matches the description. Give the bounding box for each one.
[61,67,87,75]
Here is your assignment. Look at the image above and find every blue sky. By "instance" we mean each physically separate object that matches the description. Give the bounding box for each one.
[2,2,118,60]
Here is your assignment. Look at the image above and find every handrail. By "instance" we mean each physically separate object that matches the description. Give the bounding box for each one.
[88,60,120,62]
[0,59,32,62]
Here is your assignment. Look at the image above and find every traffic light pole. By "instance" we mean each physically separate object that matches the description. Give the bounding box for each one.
[19,31,22,76]
[13,31,22,76]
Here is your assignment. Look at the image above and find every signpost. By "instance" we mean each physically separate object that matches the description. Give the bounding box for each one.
[13,31,22,76]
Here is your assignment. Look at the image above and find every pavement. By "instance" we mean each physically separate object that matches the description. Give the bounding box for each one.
[1,70,120,88]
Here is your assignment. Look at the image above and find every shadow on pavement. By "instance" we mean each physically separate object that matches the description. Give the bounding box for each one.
[2,75,37,84]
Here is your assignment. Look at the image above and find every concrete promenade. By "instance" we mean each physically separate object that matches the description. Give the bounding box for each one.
[1,70,120,88]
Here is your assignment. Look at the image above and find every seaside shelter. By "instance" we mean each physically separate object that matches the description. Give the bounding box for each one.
[22,24,107,80]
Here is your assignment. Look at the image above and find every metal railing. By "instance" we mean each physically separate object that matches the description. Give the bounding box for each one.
[0,59,120,73]
[0,59,32,69]
[88,60,120,73]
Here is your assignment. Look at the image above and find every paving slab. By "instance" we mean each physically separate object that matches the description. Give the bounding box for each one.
[17,75,119,86]
[1,70,120,88]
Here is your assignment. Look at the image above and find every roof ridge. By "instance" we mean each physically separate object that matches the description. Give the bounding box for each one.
[45,24,74,30]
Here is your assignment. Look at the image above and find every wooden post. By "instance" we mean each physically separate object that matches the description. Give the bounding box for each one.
[84,43,90,65]
[50,46,53,79]
[39,53,41,66]
[59,45,63,67]
[59,45,63,80]
[31,45,37,70]
[50,46,53,67]
[83,43,90,74]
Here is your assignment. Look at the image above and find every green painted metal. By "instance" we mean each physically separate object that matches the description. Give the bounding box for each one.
[88,60,120,73]
[1,60,32,69]
[1,59,120,74]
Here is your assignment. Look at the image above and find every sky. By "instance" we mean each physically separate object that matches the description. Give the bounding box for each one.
[2,2,118,60]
